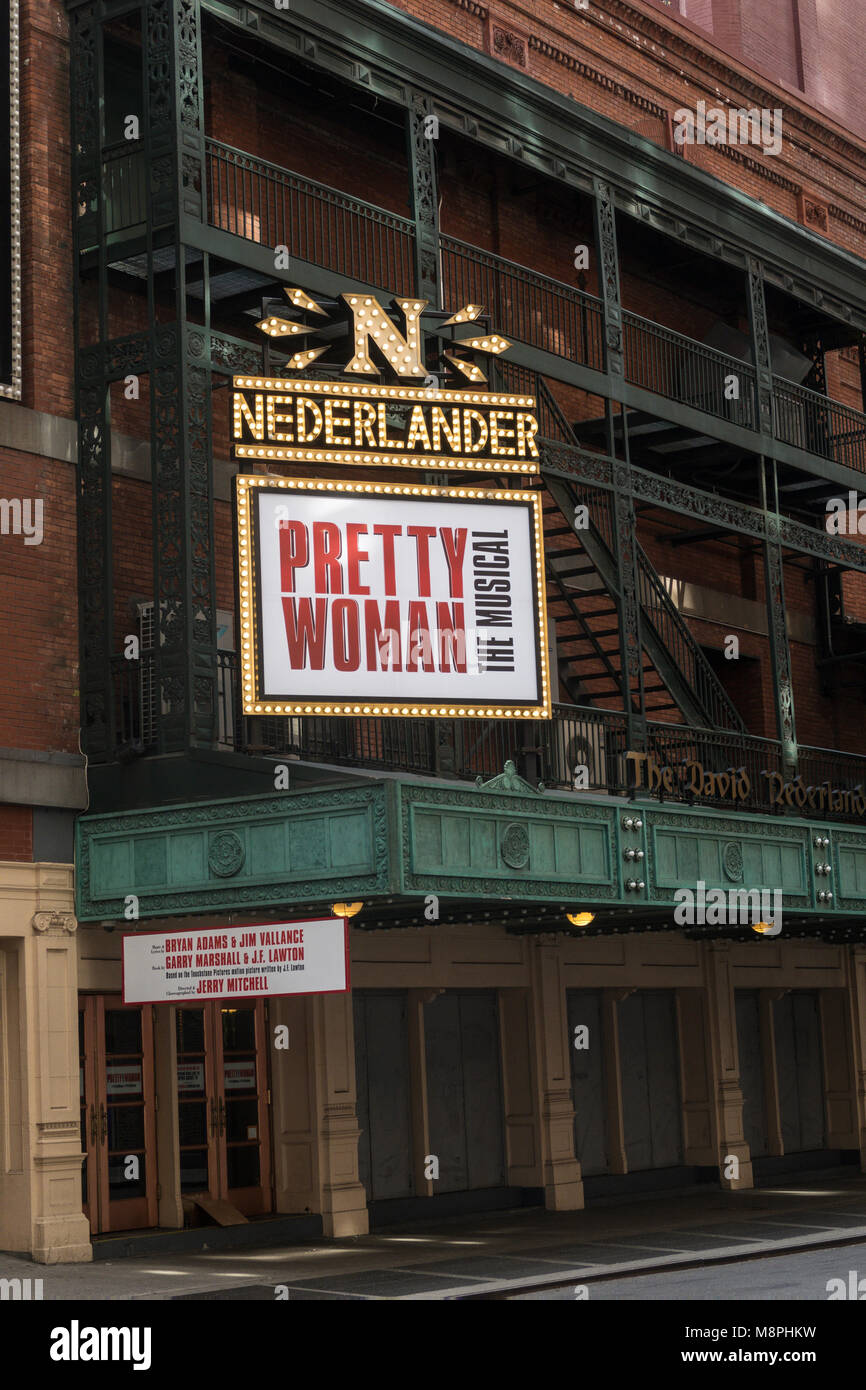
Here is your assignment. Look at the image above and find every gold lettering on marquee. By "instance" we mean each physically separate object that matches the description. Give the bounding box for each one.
[342,294,427,377]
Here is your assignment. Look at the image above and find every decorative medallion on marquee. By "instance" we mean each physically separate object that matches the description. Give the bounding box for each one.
[723,842,744,882]
[231,289,539,475]
[501,822,531,869]
[208,830,246,878]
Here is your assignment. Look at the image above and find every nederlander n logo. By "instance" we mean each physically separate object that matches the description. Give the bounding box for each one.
[232,288,540,475]
[49,1321,152,1371]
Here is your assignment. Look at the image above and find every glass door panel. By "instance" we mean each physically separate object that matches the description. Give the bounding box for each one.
[174,1000,272,1217]
[216,1004,271,1214]
[78,996,157,1233]
[176,1006,218,1195]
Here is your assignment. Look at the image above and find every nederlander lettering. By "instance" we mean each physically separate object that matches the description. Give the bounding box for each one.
[763,772,866,818]
[625,751,866,819]
[232,381,540,471]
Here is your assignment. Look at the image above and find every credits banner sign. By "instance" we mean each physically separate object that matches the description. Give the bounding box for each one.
[122,918,350,1003]
[234,475,551,719]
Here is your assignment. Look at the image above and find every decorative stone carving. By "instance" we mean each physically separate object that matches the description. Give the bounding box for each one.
[32,912,77,934]
[798,192,829,234]
[722,842,744,882]
[501,822,531,869]
[476,760,544,795]
[208,831,246,878]
[487,19,528,69]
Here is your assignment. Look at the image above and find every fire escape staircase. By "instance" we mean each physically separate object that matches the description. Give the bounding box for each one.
[525,378,746,732]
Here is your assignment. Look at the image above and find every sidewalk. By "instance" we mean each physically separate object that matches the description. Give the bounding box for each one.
[3,1168,866,1300]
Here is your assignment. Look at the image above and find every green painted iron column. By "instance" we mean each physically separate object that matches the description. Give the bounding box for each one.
[143,0,218,752]
[593,179,645,750]
[406,90,440,307]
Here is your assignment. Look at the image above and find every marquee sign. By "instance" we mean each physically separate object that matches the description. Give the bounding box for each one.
[0,0,21,399]
[231,377,541,474]
[235,474,550,719]
[122,918,350,1004]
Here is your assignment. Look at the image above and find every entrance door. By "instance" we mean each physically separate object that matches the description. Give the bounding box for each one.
[175,1001,272,1216]
[354,991,413,1202]
[79,995,158,1234]
[773,992,826,1153]
[735,990,768,1158]
[618,990,684,1172]
[424,991,507,1194]
[567,990,608,1175]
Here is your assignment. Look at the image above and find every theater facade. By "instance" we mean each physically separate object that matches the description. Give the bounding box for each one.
[7,0,866,1260]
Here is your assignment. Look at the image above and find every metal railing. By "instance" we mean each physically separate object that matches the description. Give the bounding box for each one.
[643,722,782,813]
[636,559,745,732]
[622,310,758,430]
[108,653,866,822]
[798,744,866,796]
[205,138,417,295]
[440,235,605,371]
[99,137,866,486]
[520,369,745,732]
[773,374,866,473]
[102,143,148,235]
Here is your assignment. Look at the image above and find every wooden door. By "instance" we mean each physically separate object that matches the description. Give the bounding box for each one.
[79,995,158,1233]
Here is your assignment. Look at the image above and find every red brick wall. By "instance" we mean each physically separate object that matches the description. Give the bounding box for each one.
[0,806,33,862]
[0,450,78,754]
[386,0,866,259]
[21,0,74,418]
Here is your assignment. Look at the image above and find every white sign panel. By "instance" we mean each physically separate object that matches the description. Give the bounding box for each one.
[122,918,349,1004]
[177,1063,205,1092]
[223,1060,256,1091]
[235,477,550,719]
[106,1063,142,1096]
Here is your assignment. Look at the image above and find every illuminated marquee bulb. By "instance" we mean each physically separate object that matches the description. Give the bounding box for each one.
[282,287,328,316]
[284,345,329,371]
[460,334,512,354]
[444,351,487,383]
[256,316,307,338]
[442,303,484,326]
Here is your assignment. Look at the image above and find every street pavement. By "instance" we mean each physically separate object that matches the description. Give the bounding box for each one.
[4,1169,866,1300]
[512,1238,866,1299]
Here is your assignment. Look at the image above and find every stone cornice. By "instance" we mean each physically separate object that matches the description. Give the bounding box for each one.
[586,0,866,168]
[474,0,866,220]
[528,35,666,121]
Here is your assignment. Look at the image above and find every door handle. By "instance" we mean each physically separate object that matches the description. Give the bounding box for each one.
[89,1103,97,1145]
[218,1097,226,1137]
[99,1101,107,1144]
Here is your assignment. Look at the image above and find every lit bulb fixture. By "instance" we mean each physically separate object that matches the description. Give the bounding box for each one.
[282,286,328,316]
[256,317,308,338]
[332,901,363,919]
[442,303,484,326]
[566,911,595,928]
[752,921,773,934]
[444,351,487,383]
[459,334,511,354]
[284,346,329,371]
